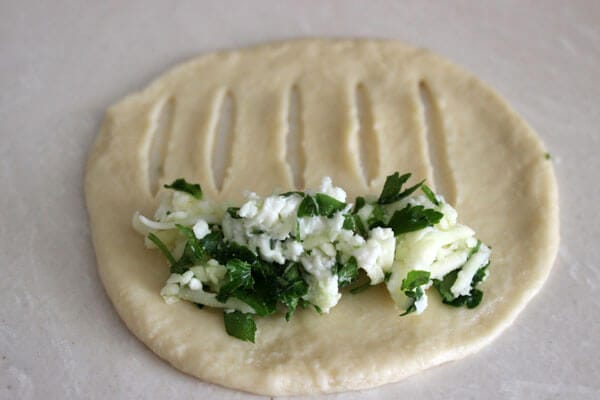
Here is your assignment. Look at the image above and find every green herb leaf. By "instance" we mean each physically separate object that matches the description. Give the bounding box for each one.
[401,270,431,290]
[442,289,484,309]
[397,180,425,202]
[216,259,254,302]
[466,289,483,308]
[400,286,425,316]
[277,263,309,320]
[297,195,319,217]
[223,311,256,343]
[147,233,176,265]
[367,204,386,229]
[421,184,440,206]
[432,270,458,302]
[354,215,369,238]
[433,264,487,309]
[353,196,366,212]
[227,207,241,219]
[175,224,205,261]
[170,223,216,273]
[221,241,257,263]
[280,279,309,320]
[342,214,355,230]
[337,257,359,288]
[384,271,391,283]
[237,260,280,316]
[233,290,277,317]
[470,240,482,256]
[198,230,223,257]
[342,213,368,236]
[378,172,425,204]
[226,259,254,289]
[298,193,346,218]
[315,193,346,217]
[170,242,197,274]
[472,263,489,286]
[400,303,417,316]
[378,172,411,204]
[281,262,303,282]
[164,178,202,199]
[387,204,443,235]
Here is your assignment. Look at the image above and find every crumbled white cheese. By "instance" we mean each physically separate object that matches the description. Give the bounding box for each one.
[161,283,180,297]
[319,176,347,202]
[283,240,304,261]
[252,234,286,265]
[238,198,258,218]
[181,270,194,285]
[300,249,340,312]
[451,244,491,297]
[190,260,227,289]
[352,227,395,284]
[188,277,202,290]
[166,273,182,284]
[192,219,210,239]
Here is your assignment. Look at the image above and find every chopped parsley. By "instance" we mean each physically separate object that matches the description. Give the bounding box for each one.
[353,196,366,212]
[227,207,241,219]
[297,193,346,218]
[163,178,202,199]
[223,311,256,343]
[342,214,356,230]
[421,184,440,206]
[297,195,319,217]
[400,287,424,316]
[367,204,386,229]
[378,172,424,205]
[401,270,431,290]
[147,233,176,265]
[315,193,346,217]
[432,262,489,309]
[216,259,254,302]
[279,263,310,320]
[384,271,391,283]
[387,204,443,235]
[399,270,431,316]
[336,257,359,288]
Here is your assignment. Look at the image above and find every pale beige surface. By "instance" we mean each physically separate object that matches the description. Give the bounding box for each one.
[85,39,558,395]
[3,2,599,399]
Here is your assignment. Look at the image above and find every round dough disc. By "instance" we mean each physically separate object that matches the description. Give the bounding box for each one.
[85,39,558,395]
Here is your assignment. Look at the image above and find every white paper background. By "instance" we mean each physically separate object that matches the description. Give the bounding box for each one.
[1,1,599,399]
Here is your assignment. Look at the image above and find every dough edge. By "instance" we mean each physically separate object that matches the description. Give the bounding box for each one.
[85,38,559,396]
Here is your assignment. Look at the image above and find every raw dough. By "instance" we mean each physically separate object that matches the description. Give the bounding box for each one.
[85,39,558,395]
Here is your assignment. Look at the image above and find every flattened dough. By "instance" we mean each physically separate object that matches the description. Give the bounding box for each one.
[85,39,559,395]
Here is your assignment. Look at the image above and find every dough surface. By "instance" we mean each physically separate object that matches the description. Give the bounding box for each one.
[85,39,558,395]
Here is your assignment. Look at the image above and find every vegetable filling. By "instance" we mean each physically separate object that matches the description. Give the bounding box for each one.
[133,172,491,342]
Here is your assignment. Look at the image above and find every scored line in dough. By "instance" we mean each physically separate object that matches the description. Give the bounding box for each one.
[417,80,457,204]
[144,80,456,201]
[147,95,175,196]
